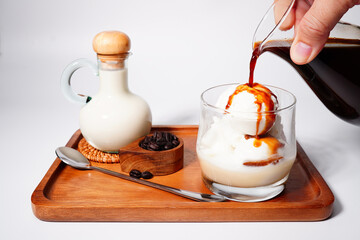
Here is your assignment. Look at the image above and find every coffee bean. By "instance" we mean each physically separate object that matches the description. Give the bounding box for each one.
[164,132,170,141]
[141,171,153,179]
[172,139,179,146]
[143,137,151,143]
[157,140,167,147]
[148,142,160,151]
[129,169,142,178]
[154,131,162,141]
[164,142,173,150]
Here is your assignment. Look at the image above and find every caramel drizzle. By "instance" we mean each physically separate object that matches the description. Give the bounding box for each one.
[243,155,283,166]
[225,83,276,137]
[243,136,284,166]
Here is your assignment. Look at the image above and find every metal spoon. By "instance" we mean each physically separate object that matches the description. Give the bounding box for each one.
[55,147,226,202]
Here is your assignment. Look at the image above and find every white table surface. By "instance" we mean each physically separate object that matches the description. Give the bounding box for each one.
[1,1,360,239]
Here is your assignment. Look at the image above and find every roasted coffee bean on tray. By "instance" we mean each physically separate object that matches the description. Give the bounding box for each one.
[139,131,180,151]
[141,171,153,179]
[129,169,142,179]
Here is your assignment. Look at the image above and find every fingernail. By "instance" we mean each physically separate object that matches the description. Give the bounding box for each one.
[292,42,312,64]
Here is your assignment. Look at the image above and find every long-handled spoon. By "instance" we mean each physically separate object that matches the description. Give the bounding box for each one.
[55,147,226,202]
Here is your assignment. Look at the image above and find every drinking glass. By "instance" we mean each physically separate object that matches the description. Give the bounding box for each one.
[196,83,296,202]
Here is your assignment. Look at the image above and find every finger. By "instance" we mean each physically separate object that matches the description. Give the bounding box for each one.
[294,0,311,33]
[274,0,296,30]
[290,0,357,65]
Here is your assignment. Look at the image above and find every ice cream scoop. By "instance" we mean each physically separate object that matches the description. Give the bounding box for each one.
[216,83,278,136]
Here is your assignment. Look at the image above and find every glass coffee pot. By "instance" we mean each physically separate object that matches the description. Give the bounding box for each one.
[253,0,360,126]
[61,31,152,152]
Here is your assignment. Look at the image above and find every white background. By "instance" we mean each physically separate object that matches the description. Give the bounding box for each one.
[1,0,360,239]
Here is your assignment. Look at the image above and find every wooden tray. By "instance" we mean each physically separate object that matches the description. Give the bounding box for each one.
[31,125,334,222]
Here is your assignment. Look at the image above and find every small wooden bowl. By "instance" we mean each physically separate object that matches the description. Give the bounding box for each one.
[119,135,184,176]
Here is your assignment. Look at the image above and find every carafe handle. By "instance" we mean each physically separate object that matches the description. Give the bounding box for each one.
[61,58,98,104]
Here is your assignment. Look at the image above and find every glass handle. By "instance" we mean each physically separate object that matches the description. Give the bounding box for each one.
[60,58,98,104]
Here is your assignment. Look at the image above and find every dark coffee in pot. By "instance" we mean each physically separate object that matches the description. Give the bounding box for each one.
[251,39,360,126]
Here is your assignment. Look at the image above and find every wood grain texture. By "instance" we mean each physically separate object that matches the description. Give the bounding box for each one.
[31,125,334,222]
[119,134,184,175]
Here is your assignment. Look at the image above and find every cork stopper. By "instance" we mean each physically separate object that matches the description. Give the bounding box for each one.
[93,31,131,67]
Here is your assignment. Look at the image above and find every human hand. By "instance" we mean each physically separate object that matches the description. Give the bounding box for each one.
[275,0,360,65]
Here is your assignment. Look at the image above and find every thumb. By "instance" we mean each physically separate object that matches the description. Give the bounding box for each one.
[290,0,355,65]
